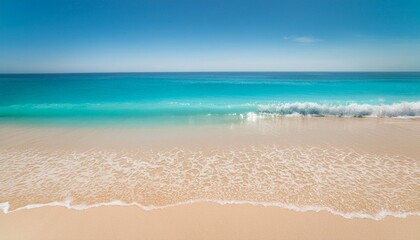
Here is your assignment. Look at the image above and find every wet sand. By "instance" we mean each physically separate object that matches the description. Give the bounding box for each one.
[1,117,419,156]
[1,203,419,240]
[0,117,419,239]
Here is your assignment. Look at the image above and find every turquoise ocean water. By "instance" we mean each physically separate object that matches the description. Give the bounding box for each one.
[0,72,419,126]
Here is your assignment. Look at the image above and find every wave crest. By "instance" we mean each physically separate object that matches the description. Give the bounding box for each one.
[257,102,420,118]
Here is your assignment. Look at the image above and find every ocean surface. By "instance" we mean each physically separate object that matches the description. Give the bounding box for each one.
[1,72,420,125]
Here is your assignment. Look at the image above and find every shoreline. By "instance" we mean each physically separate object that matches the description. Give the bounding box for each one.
[2,198,420,220]
[1,203,419,240]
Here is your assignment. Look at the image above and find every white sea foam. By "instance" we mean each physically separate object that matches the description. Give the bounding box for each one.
[256,102,420,118]
[1,199,420,220]
[1,146,419,220]
[0,202,10,214]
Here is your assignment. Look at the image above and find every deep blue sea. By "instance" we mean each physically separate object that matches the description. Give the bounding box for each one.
[0,72,419,125]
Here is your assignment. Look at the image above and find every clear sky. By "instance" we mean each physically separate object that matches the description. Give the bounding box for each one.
[0,0,419,72]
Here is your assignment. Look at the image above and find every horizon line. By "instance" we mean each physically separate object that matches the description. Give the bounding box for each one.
[1,70,420,75]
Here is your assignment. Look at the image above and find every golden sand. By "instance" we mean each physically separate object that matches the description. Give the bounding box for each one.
[1,117,419,239]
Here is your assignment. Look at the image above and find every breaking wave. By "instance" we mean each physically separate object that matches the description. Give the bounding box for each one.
[256,102,420,118]
[0,102,419,121]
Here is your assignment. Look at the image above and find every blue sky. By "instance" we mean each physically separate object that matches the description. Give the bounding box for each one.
[0,0,419,72]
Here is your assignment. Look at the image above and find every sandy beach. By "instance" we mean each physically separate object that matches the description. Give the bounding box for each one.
[1,117,419,239]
